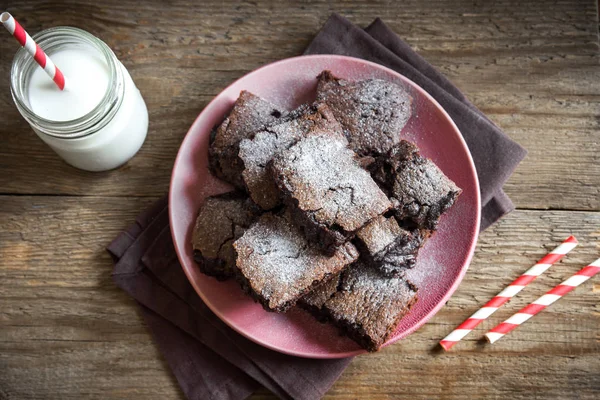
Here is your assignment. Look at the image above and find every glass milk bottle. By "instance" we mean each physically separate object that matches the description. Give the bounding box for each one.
[10,27,148,172]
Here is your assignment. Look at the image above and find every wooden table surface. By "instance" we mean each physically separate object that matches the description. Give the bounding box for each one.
[1,1,599,399]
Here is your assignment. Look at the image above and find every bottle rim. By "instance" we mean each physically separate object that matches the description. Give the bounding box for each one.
[10,26,124,139]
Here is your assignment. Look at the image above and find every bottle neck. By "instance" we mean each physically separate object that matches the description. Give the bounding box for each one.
[10,27,124,140]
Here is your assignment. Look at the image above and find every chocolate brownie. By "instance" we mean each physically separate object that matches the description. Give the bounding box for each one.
[297,273,341,320]
[322,262,418,352]
[316,70,412,156]
[371,140,462,230]
[233,212,359,312]
[192,192,261,280]
[270,129,392,254]
[209,91,287,188]
[238,103,342,210]
[355,215,428,277]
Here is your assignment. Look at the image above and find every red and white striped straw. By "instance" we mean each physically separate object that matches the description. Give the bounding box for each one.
[1,12,65,90]
[485,257,600,343]
[439,235,578,351]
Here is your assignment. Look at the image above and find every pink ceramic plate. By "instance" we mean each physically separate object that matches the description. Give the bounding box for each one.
[170,55,480,359]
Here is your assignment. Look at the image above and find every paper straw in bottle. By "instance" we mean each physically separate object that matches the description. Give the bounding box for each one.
[1,12,66,90]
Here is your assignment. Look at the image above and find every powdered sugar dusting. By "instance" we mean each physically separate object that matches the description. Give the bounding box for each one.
[273,131,391,232]
[233,213,358,310]
[356,215,402,255]
[343,263,416,302]
[238,104,341,210]
[323,262,418,350]
[238,116,309,209]
[317,71,412,156]
[212,91,286,150]
[299,274,340,308]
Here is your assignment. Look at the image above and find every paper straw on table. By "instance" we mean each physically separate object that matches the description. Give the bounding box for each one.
[439,235,578,351]
[485,257,600,343]
[1,12,65,90]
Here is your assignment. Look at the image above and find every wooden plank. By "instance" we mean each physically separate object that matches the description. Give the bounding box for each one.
[1,341,185,400]
[0,0,598,210]
[0,195,185,399]
[1,195,598,399]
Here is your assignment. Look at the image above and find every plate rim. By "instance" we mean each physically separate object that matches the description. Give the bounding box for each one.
[169,54,481,359]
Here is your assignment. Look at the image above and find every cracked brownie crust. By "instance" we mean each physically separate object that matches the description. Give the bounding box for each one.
[322,262,419,352]
[316,70,412,157]
[238,103,343,210]
[192,192,262,281]
[371,140,462,230]
[270,129,391,254]
[209,91,287,188]
[355,215,427,276]
[233,212,359,312]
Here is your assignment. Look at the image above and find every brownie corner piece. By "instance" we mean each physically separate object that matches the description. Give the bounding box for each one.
[355,215,426,276]
[316,70,412,157]
[372,140,462,230]
[270,129,392,252]
[209,91,286,188]
[323,262,418,352]
[233,212,359,312]
[192,191,261,280]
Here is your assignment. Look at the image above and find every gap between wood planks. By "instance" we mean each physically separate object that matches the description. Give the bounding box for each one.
[1,194,598,214]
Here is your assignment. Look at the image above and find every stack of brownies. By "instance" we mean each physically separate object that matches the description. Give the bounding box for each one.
[192,71,462,351]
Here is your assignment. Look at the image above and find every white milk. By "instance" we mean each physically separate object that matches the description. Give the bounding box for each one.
[28,48,110,121]
[12,27,148,172]
[31,58,149,172]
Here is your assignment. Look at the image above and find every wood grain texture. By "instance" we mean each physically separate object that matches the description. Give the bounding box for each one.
[1,197,599,399]
[0,0,599,399]
[0,0,598,210]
